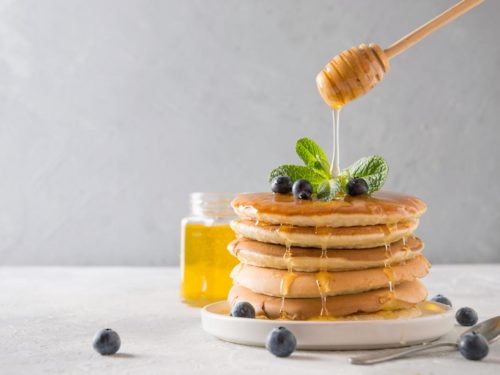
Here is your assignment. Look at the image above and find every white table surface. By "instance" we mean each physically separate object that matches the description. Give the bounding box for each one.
[1,265,499,375]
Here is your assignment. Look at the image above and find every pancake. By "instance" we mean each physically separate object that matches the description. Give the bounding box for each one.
[228,237,423,271]
[232,191,427,227]
[230,219,419,249]
[228,280,428,320]
[231,255,430,298]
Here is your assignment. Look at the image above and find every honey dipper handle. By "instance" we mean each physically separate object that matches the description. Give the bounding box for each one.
[384,0,484,59]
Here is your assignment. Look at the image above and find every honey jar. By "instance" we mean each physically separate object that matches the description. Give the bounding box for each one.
[180,193,238,307]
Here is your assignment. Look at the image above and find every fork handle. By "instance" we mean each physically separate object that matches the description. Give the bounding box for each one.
[349,342,457,365]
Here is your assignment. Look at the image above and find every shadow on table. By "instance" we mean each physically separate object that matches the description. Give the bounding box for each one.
[289,354,322,361]
[111,353,137,359]
[484,355,500,364]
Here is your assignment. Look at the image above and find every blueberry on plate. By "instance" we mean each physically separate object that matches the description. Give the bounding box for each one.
[271,176,293,194]
[93,328,121,355]
[430,294,452,307]
[459,332,489,360]
[266,327,297,358]
[292,179,313,200]
[346,178,369,196]
[456,307,478,326]
[231,301,255,318]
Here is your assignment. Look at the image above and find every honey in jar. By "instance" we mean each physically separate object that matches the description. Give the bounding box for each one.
[180,193,238,307]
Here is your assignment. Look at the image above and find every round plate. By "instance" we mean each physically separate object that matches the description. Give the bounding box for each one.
[201,301,454,350]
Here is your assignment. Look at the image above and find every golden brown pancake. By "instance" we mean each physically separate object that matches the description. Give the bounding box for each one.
[232,191,427,227]
[228,280,428,320]
[231,255,430,298]
[230,219,419,249]
[228,237,423,271]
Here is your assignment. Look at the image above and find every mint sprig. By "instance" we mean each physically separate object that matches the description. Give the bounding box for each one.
[295,138,330,176]
[346,155,388,194]
[269,138,389,200]
[269,165,328,189]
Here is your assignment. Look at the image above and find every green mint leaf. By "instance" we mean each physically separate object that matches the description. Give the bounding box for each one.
[269,165,328,192]
[295,138,330,176]
[317,178,342,201]
[338,171,350,193]
[345,155,388,193]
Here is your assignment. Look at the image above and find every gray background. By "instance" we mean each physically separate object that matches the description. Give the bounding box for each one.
[0,0,498,265]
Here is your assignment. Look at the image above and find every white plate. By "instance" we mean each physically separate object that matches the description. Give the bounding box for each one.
[201,301,454,350]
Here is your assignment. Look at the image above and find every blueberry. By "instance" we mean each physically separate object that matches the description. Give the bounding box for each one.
[456,307,478,326]
[231,301,255,318]
[459,332,489,361]
[92,328,121,355]
[271,176,293,194]
[430,294,452,307]
[292,179,312,200]
[266,327,297,357]
[346,178,369,196]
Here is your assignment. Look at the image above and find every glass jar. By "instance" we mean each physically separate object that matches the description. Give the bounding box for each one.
[180,192,239,307]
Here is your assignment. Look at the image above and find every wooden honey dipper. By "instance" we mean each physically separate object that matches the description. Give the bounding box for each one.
[316,0,484,109]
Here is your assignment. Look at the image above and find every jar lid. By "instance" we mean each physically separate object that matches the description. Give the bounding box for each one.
[190,192,237,218]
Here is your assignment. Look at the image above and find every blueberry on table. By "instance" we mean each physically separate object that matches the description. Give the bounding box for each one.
[266,327,297,358]
[271,176,293,194]
[292,179,313,200]
[231,301,255,318]
[456,307,478,326]
[93,328,121,355]
[459,332,489,361]
[430,294,452,307]
[346,178,369,196]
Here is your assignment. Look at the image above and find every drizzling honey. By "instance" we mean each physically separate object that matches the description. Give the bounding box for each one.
[316,275,330,317]
[315,242,331,317]
[278,231,296,319]
[382,223,397,241]
[384,243,393,258]
[399,236,410,265]
[279,273,297,319]
[381,225,396,299]
[330,109,341,176]
[402,236,410,252]
[383,243,395,299]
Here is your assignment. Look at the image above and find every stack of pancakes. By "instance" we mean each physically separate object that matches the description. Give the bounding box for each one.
[227,191,431,320]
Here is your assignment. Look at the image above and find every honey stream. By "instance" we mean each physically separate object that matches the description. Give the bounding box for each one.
[330,109,341,177]
[278,226,296,319]
[382,224,396,301]
[278,225,333,319]
[316,243,330,317]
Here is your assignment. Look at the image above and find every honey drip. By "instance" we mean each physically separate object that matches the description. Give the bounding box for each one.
[402,237,410,252]
[383,243,395,299]
[316,244,331,317]
[400,236,410,265]
[381,223,397,242]
[279,237,296,319]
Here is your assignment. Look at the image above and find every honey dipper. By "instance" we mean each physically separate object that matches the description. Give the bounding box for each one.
[316,0,484,109]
